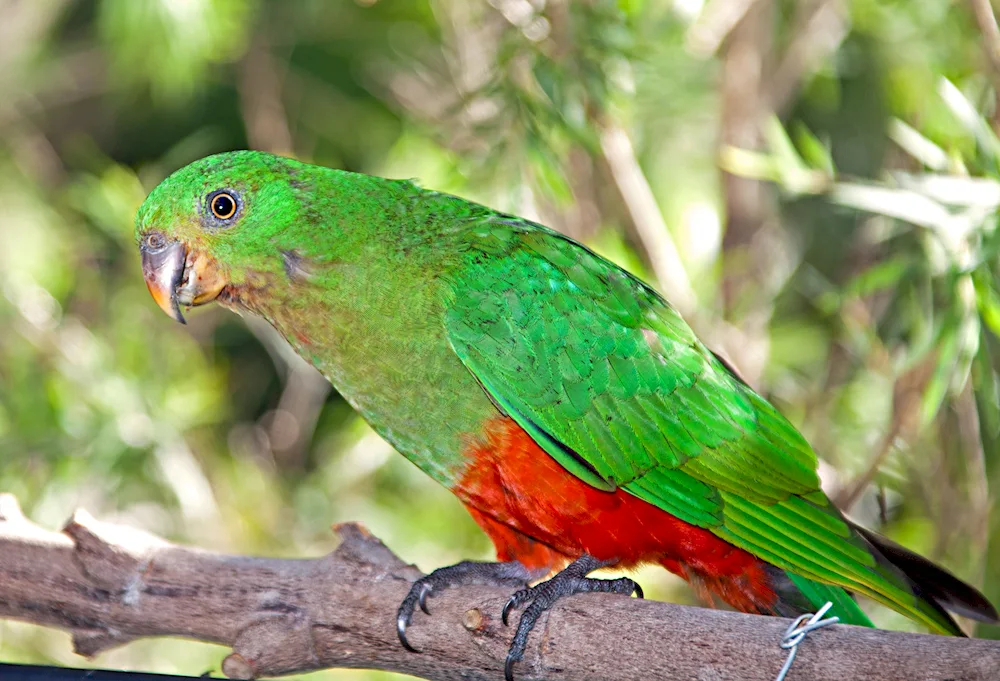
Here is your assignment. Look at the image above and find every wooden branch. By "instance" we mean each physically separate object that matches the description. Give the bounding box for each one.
[1,494,999,681]
[599,123,698,317]
[717,0,776,385]
[767,0,848,114]
[969,0,1000,77]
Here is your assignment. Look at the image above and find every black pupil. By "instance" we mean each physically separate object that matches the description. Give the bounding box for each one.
[213,194,234,217]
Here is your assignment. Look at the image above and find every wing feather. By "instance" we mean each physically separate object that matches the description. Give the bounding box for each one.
[443,219,959,633]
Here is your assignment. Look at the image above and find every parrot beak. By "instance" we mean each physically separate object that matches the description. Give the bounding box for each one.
[140,234,227,324]
[141,237,187,323]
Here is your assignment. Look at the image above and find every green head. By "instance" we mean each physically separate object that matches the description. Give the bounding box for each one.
[136,149,479,329]
[135,150,317,322]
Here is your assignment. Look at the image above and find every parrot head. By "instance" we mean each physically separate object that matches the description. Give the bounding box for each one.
[134,150,309,323]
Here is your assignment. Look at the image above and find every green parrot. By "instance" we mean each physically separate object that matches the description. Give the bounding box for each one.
[136,150,997,679]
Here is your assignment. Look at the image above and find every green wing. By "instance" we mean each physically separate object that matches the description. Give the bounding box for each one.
[443,218,958,634]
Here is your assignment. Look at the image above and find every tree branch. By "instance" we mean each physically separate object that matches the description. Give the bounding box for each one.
[1,494,998,681]
[767,0,848,114]
[599,123,698,317]
[969,0,1000,77]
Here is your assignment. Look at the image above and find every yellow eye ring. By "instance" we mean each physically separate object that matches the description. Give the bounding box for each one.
[208,190,239,220]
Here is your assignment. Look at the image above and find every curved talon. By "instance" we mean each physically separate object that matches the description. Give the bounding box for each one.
[504,653,517,681]
[397,612,420,653]
[501,556,644,681]
[502,594,516,626]
[418,582,432,615]
[394,560,532,658]
[502,589,527,626]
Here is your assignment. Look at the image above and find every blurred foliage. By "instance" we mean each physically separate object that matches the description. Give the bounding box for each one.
[1,0,1000,678]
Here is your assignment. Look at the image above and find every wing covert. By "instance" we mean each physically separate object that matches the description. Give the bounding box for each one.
[444,221,819,500]
[441,217,963,633]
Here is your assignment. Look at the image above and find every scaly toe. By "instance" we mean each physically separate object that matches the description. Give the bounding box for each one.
[395,560,533,655]
[502,586,535,626]
[499,556,643,681]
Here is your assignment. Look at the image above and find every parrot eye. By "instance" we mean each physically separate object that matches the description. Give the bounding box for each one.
[206,189,240,223]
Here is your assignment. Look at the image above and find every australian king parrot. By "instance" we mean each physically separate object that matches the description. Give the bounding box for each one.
[135,151,998,678]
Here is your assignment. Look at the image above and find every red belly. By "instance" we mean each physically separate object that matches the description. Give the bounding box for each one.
[455,417,778,614]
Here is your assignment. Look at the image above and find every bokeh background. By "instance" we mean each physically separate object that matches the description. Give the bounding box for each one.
[2,0,1000,678]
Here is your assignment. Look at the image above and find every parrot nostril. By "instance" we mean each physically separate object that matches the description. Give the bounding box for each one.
[144,232,168,253]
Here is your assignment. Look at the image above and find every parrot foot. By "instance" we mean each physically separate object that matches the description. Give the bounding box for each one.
[501,554,642,681]
[397,560,534,653]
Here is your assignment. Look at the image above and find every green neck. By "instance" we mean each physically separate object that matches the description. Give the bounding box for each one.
[226,168,498,486]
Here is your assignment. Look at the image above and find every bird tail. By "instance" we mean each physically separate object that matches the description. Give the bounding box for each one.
[850,522,998,633]
[768,567,874,627]
[769,525,999,635]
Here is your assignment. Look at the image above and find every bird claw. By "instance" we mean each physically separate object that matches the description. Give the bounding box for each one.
[501,555,643,681]
[396,560,532,655]
[395,556,640,681]
[397,610,420,653]
[502,588,531,626]
[504,653,517,681]
[418,582,432,615]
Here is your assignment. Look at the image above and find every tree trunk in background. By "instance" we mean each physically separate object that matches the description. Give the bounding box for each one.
[720,0,774,318]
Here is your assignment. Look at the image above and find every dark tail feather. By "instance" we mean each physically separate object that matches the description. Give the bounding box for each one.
[852,522,999,625]
[764,564,876,626]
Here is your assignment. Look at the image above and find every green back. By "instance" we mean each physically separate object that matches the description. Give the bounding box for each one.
[443,218,960,634]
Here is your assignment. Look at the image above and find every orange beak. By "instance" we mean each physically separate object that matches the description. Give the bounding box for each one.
[140,234,227,324]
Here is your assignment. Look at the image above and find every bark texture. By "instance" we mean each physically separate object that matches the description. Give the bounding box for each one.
[0,494,998,681]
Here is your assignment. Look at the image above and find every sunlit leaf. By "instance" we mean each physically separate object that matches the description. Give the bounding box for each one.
[98,0,255,100]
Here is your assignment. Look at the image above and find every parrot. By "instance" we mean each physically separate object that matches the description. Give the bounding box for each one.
[136,150,998,679]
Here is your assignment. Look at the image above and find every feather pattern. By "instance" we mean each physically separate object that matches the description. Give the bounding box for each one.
[444,217,967,634]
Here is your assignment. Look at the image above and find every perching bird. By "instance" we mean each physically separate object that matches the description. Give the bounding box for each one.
[136,150,997,679]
